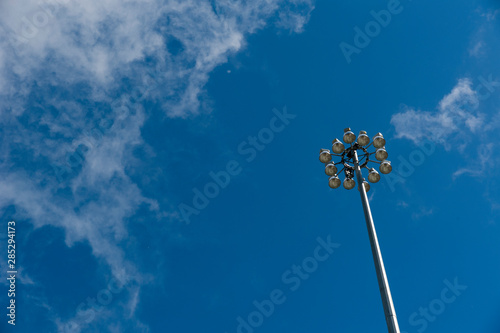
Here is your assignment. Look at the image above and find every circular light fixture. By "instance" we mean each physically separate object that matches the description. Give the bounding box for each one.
[357,130,370,146]
[380,160,392,174]
[332,139,345,154]
[343,178,356,190]
[375,148,388,161]
[363,180,370,192]
[319,129,392,192]
[329,175,341,189]
[373,133,386,149]
[319,149,331,163]
[343,128,356,144]
[368,168,380,183]
[325,163,338,176]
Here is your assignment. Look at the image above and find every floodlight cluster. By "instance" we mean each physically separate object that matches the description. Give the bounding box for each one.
[319,128,392,191]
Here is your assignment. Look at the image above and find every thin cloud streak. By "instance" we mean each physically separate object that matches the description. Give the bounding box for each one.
[391,77,500,212]
[391,78,482,148]
[0,0,315,331]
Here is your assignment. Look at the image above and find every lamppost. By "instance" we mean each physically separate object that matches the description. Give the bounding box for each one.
[319,128,400,333]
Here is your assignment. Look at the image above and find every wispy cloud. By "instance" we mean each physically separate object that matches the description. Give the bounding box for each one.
[0,0,315,117]
[481,9,499,22]
[391,76,500,211]
[411,206,434,220]
[452,143,494,179]
[469,7,500,59]
[469,41,484,57]
[391,78,483,149]
[0,0,315,331]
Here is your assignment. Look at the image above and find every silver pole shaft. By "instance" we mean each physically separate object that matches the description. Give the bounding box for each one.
[353,150,400,333]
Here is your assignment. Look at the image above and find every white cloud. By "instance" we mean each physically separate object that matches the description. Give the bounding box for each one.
[469,41,484,57]
[0,0,315,117]
[469,7,500,59]
[276,0,315,33]
[438,78,478,111]
[391,78,483,148]
[411,206,434,220]
[391,77,500,188]
[0,0,315,331]
[482,9,499,21]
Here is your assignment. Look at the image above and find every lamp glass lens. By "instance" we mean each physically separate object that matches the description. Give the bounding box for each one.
[325,163,338,176]
[332,140,345,154]
[357,134,370,146]
[343,131,356,144]
[343,178,355,190]
[380,161,392,174]
[319,151,331,163]
[368,170,380,183]
[375,148,388,161]
[329,176,341,188]
[373,135,386,148]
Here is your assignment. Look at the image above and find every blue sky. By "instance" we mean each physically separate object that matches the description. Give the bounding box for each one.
[0,0,499,332]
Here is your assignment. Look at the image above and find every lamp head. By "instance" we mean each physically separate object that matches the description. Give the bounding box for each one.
[368,168,380,183]
[343,178,356,190]
[332,139,345,154]
[375,147,388,161]
[325,163,338,176]
[363,180,370,192]
[328,175,341,189]
[373,133,386,148]
[319,149,331,163]
[343,127,356,144]
[380,160,392,174]
[357,130,370,146]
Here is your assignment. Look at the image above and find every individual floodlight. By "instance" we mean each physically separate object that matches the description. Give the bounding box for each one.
[373,132,386,149]
[332,139,345,154]
[375,147,388,161]
[329,175,341,189]
[343,178,356,190]
[319,149,331,163]
[380,160,392,174]
[325,163,338,176]
[357,130,370,146]
[368,168,380,183]
[343,127,356,144]
[363,180,370,192]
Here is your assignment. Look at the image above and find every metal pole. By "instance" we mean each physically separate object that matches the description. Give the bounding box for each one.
[353,150,400,333]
